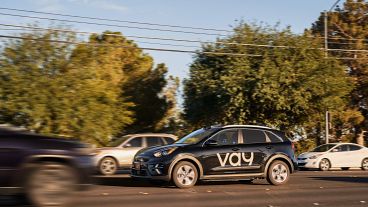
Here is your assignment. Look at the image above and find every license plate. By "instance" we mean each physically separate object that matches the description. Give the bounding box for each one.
[134,162,141,170]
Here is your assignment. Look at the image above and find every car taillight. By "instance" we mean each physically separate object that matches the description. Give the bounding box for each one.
[291,142,295,152]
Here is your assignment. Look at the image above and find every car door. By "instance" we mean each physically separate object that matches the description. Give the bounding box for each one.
[328,144,349,167]
[0,136,26,186]
[240,128,271,173]
[117,136,144,166]
[200,128,250,176]
[345,144,364,167]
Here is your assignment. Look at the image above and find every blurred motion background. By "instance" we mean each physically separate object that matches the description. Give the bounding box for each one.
[0,0,367,154]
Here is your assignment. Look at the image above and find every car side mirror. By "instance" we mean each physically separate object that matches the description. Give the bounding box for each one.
[331,148,339,152]
[205,139,218,146]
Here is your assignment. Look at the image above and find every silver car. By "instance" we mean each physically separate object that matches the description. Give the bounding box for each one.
[94,133,177,175]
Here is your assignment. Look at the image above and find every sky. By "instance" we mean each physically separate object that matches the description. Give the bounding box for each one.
[0,0,344,80]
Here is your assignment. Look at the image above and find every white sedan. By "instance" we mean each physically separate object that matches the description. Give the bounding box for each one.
[297,143,368,171]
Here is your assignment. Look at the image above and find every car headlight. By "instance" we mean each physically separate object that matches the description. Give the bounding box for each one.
[309,154,322,159]
[153,147,178,158]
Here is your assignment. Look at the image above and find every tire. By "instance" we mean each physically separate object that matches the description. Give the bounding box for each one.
[99,157,118,175]
[266,160,290,185]
[341,167,350,171]
[319,159,331,171]
[362,158,368,171]
[25,162,78,207]
[172,161,198,188]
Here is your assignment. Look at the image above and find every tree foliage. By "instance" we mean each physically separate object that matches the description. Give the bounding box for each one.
[0,29,171,145]
[311,0,368,143]
[184,23,353,142]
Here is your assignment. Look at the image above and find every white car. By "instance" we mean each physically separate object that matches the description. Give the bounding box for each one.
[297,143,368,171]
[94,133,177,175]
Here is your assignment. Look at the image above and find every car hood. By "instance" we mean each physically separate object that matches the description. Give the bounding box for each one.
[136,143,188,156]
[298,152,326,159]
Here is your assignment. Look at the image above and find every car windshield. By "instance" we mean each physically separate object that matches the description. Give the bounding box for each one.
[107,135,133,147]
[175,128,218,144]
[312,144,337,152]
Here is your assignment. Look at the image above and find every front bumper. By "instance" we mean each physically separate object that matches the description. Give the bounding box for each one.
[130,156,171,181]
[297,158,320,169]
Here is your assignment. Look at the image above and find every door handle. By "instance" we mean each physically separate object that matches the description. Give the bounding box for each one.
[232,147,240,151]
[266,146,273,149]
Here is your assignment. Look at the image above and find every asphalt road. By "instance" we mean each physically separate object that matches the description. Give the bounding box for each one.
[2,170,368,207]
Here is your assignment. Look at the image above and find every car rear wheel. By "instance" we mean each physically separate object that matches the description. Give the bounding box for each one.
[362,158,368,171]
[99,157,118,175]
[266,160,290,185]
[26,162,78,207]
[172,161,198,188]
[319,159,330,171]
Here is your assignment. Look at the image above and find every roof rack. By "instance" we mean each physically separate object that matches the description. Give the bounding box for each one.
[222,124,272,129]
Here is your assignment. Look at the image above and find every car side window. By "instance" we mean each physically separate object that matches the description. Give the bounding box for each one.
[146,137,164,147]
[265,131,283,143]
[242,129,266,144]
[335,145,349,152]
[163,137,175,145]
[210,129,238,146]
[125,137,143,148]
[348,145,362,151]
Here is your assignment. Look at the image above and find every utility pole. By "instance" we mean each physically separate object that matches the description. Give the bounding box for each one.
[324,10,328,58]
[326,111,329,144]
[324,0,341,144]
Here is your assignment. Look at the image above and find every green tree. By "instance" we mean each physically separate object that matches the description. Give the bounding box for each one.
[155,75,185,134]
[0,29,135,145]
[0,28,175,145]
[311,0,368,144]
[81,31,171,133]
[184,23,353,144]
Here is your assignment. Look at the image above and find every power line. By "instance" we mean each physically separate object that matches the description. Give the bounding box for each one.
[1,24,368,55]
[2,7,368,45]
[0,23,320,50]
[0,12,228,37]
[0,7,232,33]
[1,34,366,60]
[0,34,262,57]
[7,24,366,48]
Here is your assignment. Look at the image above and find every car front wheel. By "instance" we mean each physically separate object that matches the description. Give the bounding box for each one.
[172,161,198,188]
[266,160,290,185]
[99,157,118,175]
[26,162,78,207]
[319,159,331,171]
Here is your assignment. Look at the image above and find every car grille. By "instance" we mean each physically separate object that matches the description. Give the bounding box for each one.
[134,157,150,162]
[298,163,306,166]
[298,158,307,161]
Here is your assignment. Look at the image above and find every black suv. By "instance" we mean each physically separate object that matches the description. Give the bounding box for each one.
[131,125,297,188]
[0,126,93,207]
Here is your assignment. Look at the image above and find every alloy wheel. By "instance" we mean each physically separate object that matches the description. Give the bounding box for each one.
[362,159,368,170]
[319,159,330,171]
[271,163,288,183]
[176,165,195,186]
[100,157,118,175]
